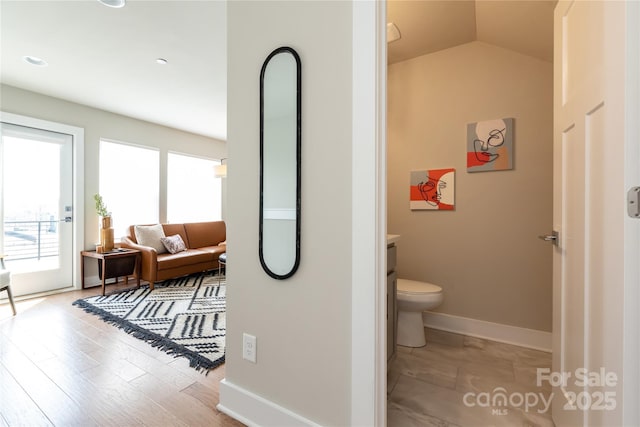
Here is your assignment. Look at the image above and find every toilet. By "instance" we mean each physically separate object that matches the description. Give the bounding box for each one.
[396,279,443,347]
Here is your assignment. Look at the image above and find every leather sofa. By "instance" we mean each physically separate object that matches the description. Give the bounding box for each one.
[120,221,226,290]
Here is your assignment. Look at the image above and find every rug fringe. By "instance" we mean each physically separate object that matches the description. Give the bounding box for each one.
[72,299,224,374]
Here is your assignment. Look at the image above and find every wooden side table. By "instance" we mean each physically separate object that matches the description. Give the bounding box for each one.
[81,249,141,296]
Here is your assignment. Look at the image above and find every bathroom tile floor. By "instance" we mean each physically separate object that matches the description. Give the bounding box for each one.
[388,328,555,427]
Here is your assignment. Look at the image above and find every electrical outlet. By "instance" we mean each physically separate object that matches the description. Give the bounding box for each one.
[243,333,257,363]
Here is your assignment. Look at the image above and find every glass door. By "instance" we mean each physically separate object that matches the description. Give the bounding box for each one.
[0,122,74,295]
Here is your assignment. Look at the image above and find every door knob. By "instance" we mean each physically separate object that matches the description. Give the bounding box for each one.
[538,230,559,246]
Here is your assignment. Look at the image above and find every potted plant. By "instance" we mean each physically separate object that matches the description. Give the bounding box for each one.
[94,194,114,251]
[94,193,110,222]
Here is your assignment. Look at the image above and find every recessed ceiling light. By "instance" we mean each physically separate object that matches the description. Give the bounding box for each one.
[156,58,168,65]
[97,0,126,8]
[23,56,48,67]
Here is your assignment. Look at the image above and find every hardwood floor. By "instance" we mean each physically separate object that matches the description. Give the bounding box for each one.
[0,284,243,427]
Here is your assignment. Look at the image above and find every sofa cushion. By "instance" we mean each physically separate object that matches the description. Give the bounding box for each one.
[199,245,226,259]
[184,221,226,249]
[134,224,167,254]
[161,234,187,254]
[157,249,214,270]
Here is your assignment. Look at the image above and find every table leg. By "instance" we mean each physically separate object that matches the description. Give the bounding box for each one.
[101,258,107,296]
[135,253,141,289]
[218,261,225,284]
[81,254,86,289]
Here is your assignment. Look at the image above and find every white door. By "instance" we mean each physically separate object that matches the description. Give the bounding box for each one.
[0,122,74,295]
[552,1,639,425]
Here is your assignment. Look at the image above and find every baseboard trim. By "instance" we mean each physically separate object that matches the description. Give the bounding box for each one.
[423,311,552,352]
[217,379,320,427]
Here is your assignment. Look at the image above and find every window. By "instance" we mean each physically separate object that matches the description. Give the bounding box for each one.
[99,140,159,239]
[167,152,221,223]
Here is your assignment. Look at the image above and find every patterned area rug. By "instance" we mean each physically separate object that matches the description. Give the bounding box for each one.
[73,273,225,373]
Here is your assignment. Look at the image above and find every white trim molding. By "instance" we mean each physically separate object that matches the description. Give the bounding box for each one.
[217,380,321,427]
[351,0,387,425]
[423,311,552,352]
[623,1,640,424]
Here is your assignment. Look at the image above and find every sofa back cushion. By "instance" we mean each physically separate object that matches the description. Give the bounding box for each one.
[162,224,189,247]
[128,222,224,250]
[184,221,226,248]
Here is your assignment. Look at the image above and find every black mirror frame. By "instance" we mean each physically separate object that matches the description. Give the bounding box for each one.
[259,46,301,280]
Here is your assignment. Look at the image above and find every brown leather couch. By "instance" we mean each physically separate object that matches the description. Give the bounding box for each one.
[120,221,226,290]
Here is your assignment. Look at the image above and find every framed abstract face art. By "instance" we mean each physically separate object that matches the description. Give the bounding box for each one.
[467,118,514,172]
[410,168,455,211]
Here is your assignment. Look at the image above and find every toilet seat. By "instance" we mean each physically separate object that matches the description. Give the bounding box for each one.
[397,279,442,295]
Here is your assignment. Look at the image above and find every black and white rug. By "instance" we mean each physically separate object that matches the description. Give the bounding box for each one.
[73,273,225,373]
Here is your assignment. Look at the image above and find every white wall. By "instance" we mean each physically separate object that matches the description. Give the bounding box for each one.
[1,84,226,256]
[387,42,553,332]
[223,1,357,425]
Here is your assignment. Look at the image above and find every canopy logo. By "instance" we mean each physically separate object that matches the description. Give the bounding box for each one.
[462,388,551,415]
[462,368,618,416]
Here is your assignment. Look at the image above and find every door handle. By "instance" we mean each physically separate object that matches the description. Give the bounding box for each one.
[628,186,640,218]
[538,230,559,246]
[60,217,73,223]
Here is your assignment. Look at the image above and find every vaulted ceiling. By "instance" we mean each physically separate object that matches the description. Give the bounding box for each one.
[387,0,556,64]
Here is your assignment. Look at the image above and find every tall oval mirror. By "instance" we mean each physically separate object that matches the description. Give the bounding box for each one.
[259,46,301,279]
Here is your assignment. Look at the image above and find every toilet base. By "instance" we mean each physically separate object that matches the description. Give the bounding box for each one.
[397,310,426,347]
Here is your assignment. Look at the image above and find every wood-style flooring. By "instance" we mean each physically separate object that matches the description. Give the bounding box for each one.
[0,283,243,427]
[2,284,555,427]
[388,328,555,427]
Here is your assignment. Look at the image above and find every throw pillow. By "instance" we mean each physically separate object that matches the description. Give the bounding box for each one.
[161,234,187,254]
[134,224,167,254]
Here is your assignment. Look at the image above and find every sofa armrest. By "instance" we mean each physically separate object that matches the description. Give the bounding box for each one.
[120,236,158,283]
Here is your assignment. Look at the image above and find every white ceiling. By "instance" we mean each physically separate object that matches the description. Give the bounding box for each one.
[0,0,227,140]
[1,1,554,141]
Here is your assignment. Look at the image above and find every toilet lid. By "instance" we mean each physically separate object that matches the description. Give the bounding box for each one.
[397,279,442,295]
